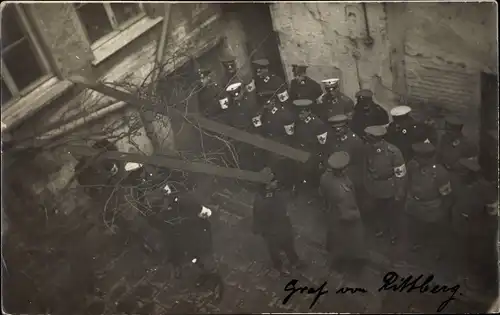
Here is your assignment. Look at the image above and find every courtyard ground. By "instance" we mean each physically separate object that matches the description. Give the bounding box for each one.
[2,175,496,314]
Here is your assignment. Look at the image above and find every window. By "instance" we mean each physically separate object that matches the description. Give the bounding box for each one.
[74,3,146,48]
[1,4,51,107]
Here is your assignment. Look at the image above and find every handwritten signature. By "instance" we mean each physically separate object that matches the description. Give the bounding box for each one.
[283,271,461,312]
[379,271,461,312]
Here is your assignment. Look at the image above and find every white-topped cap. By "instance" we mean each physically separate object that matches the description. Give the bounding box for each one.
[390,105,412,117]
[321,78,340,86]
[124,162,143,171]
[226,82,242,92]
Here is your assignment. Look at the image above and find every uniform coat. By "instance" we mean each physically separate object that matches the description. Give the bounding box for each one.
[316,93,355,123]
[197,82,225,118]
[75,157,120,199]
[289,76,323,103]
[322,129,365,189]
[261,103,298,188]
[404,159,453,260]
[437,132,477,192]
[253,189,298,267]
[350,102,389,139]
[148,193,213,265]
[362,140,407,200]
[319,171,366,261]
[255,74,287,100]
[386,116,439,162]
[295,112,330,188]
[437,133,477,172]
[361,140,407,239]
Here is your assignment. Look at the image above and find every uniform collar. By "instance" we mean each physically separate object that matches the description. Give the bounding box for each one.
[372,140,385,151]
[338,133,348,141]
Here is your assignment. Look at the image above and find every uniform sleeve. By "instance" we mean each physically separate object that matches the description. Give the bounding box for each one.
[483,182,499,216]
[463,138,479,158]
[252,196,266,232]
[311,80,323,100]
[289,80,298,100]
[424,123,439,145]
[380,108,390,125]
[435,166,453,196]
[390,145,407,178]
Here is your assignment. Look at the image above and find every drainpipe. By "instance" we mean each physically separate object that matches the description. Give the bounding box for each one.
[361,3,374,48]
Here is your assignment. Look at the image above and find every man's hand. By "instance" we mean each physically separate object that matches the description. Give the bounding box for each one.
[199,206,213,219]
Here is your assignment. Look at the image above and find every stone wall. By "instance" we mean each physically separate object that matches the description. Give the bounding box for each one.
[270,2,395,109]
[270,2,497,119]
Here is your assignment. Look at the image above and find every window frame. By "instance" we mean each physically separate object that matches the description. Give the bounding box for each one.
[74,3,147,51]
[1,4,53,109]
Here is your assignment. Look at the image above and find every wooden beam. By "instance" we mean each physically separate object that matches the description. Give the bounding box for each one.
[68,145,273,184]
[189,115,310,162]
[68,76,311,163]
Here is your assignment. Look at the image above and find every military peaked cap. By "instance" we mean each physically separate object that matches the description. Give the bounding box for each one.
[390,105,412,117]
[459,158,481,172]
[355,89,373,98]
[445,116,463,127]
[252,59,270,67]
[328,114,348,125]
[328,151,350,169]
[364,125,387,137]
[293,99,313,107]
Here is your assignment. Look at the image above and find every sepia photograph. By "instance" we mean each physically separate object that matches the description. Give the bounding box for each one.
[1,1,498,314]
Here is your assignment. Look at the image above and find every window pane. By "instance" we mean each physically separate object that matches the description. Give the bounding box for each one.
[75,4,113,43]
[3,39,44,91]
[110,3,142,25]
[0,4,25,51]
[1,78,13,106]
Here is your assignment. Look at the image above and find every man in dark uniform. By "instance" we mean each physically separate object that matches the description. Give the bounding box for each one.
[243,72,258,107]
[320,151,367,274]
[261,91,297,190]
[451,158,498,291]
[225,82,263,171]
[197,68,223,118]
[220,53,241,89]
[122,161,149,206]
[404,142,454,263]
[361,125,407,243]
[293,99,330,190]
[316,78,355,123]
[437,116,478,190]
[253,173,305,273]
[386,105,438,162]
[146,182,215,279]
[252,59,287,103]
[350,89,389,140]
[75,140,120,200]
[325,114,365,191]
[289,65,322,103]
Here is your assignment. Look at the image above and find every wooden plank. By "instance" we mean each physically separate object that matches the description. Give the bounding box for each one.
[68,145,273,184]
[68,76,311,163]
[190,114,310,162]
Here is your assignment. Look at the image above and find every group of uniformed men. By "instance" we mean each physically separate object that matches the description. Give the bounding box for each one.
[196,54,498,288]
[76,53,498,293]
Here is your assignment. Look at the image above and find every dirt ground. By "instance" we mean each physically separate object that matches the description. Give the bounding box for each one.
[2,174,497,314]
